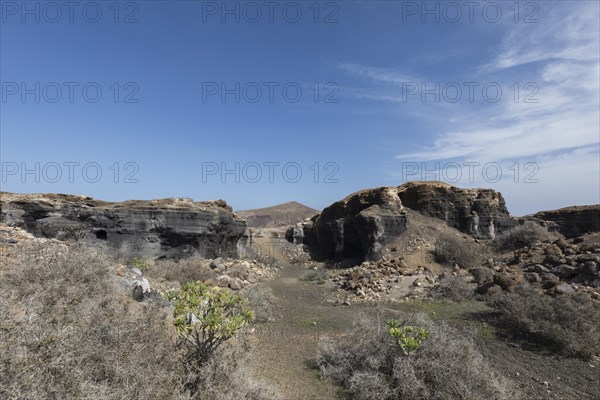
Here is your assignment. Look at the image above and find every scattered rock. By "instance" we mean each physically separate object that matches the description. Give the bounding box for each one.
[541,273,560,289]
[554,283,576,295]
[554,264,578,279]
[229,278,243,291]
[217,275,231,288]
[494,272,516,290]
[470,266,494,285]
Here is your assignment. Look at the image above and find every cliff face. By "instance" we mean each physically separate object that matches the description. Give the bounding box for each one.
[302,187,408,261]
[298,182,517,262]
[533,205,600,238]
[397,181,517,238]
[0,192,246,259]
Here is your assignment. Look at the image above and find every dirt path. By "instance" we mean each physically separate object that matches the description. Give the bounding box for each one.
[246,237,368,400]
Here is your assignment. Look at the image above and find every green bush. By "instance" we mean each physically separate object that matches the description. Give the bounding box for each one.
[386,319,429,356]
[168,282,254,364]
[130,256,149,271]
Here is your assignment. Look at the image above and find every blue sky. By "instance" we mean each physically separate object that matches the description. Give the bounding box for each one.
[1,0,599,216]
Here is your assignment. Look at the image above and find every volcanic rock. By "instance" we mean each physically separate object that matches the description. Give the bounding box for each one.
[532,205,600,238]
[0,192,246,259]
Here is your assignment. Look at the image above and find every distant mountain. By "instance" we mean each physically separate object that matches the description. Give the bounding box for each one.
[236,201,319,228]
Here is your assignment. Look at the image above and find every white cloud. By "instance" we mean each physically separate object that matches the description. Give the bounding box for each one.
[487,2,600,70]
[337,63,419,86]
[397,2,599,165]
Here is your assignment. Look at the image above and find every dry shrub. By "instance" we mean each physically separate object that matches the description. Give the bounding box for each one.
[145,256,213,285]
[0,240,187,400]
[432,274,475,301]
[492,221,558,252]
[434,237,484,268]
[317,310,519,400]
[283,243,311,265]
[486,289,600,360]
[0,240,274,400]
[241,284,278,322]
[237,241,277,267]
[182,340,276,400]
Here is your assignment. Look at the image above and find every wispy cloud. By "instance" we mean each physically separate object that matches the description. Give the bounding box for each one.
[485,2,600,70]
[395,2,599,163]
[337,63,420,86]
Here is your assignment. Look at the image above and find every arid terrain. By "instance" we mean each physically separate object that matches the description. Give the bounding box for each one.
[1,182,599,399]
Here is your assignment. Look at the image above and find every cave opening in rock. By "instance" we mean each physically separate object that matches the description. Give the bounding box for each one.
[95,230,108,240]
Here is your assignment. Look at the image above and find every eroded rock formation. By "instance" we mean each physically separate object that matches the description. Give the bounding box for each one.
[397,181,517,238]
[0,192,246,259]
[532,205,600,238]
[297,182,517,262]
[302,187,408,261]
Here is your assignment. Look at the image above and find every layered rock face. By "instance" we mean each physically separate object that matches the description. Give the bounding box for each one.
[532,205,600,238]
[397,181,517,238]
[302,187,408,261]
[0,192,246,259]
[297,182,516,262]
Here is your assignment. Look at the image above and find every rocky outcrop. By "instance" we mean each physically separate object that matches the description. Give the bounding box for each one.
[532,205,600,238]
[397,181,516,238]
[286,219,310,245]
[295,182,516,262]
[0,192,246,259]
[302,187,408,261]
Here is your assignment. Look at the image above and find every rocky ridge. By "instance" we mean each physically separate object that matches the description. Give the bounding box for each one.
[0,192,246,259]
[532,205,600,238]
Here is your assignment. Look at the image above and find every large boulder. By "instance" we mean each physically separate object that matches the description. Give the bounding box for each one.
[0,192,245,259]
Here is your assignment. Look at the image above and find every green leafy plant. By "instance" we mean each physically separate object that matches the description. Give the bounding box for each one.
[163,290,178,302]
[169,282,254,364]
[386,319,429,356]
[131,257,149,271]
